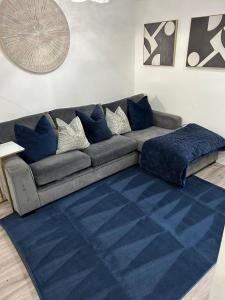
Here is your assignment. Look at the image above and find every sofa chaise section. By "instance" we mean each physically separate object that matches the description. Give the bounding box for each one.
[103,94,218,178]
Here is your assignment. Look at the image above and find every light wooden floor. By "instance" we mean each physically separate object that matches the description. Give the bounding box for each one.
[0,163,225,300]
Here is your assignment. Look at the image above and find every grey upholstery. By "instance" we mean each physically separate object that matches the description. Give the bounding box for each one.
[49,104,95,124]
[187,152,218,177]
[102,94,144,115]
[125,126,172,151]
[0,113,55,144]
[3,155,41,215]
[38,152,139,205]
[30,151,91,186]
[153,110,182,130]
[83,135,137,167]
[102,93,182,130]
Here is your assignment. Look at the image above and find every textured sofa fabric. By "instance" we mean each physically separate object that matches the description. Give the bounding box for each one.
[153,110,182,130]
[38,152,139,206]
[30,151,91,186]
[102,94,144,115]
[3,155,41,215]
[140,124,225,186]
[125,126,172,152]
[187,152,218,177]
[83,135,137,167]
[103,94,182,130]
[49,104,95,124]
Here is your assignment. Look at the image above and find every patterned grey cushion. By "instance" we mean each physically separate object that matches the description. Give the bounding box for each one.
[106,107,131,135]
[56,117,90,154]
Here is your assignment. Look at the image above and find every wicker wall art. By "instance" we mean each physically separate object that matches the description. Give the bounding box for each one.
[0,0,70,73]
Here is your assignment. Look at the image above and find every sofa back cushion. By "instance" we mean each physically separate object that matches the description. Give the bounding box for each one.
[0,113,55,144]
[49,104,95,125]
[0,95,145,145]
[102,94,145,116]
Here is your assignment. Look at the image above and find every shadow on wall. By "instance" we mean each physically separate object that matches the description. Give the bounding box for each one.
[149,95,166,112]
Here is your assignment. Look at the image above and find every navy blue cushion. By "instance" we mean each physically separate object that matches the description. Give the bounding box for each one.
[76,105,112,144]
[128,96,153,131]
[15,116,57,164]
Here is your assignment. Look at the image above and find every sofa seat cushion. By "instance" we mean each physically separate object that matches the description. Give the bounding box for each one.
[83,135,137,167]
[30,151,91,186]
[124,126,172,152]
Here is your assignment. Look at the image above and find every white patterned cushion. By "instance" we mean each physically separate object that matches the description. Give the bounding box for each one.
[106,106,131,135]
[56,117,90,154]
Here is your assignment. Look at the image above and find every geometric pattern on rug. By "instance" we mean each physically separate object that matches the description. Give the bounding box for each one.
[1,166,225,300]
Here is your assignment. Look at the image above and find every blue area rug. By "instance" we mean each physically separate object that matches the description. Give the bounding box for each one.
[1,166,225,300]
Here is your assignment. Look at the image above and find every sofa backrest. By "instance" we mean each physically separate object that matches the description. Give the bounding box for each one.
[49,104,96,125]
[0,94,144,144]
[0,113,55,144]
[102,94,145,115]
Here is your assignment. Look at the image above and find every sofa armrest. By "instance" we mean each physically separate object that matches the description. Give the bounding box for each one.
[3,155,41,216]
[153,110,182,130]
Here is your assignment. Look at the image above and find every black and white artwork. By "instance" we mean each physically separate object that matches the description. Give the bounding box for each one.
[187,14,225,68]
[144,20,177,66]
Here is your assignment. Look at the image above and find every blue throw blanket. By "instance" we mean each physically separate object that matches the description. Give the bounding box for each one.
[141,124,225,186]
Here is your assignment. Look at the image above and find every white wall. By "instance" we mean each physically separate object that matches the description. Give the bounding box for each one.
[0,0,135,121]
[1,0,225,143]
[135,0,225,138]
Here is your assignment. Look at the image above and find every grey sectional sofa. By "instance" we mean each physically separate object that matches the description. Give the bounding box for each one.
[0,94,218,216]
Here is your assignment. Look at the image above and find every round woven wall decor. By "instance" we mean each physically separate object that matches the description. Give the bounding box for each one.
[0,0,70,73]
